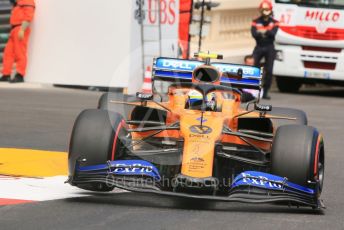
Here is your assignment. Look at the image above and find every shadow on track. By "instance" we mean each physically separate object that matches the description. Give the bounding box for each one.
[65,191,323,215]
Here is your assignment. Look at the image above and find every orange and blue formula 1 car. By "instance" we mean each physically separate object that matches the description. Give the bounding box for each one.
[67,53,325,210]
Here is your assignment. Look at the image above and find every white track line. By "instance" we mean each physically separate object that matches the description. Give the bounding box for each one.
[0,176,127,202]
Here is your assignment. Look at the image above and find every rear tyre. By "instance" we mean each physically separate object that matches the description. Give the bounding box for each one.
[268,107,307,128]
[276,76,302,93]
[68,109,127,192]
[241,91,256,103]
[271,125,324,193]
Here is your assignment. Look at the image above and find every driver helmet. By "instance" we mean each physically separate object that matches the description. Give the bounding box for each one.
[187,90,217,111]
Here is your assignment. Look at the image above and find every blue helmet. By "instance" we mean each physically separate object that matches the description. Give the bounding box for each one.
[187,90,217,111]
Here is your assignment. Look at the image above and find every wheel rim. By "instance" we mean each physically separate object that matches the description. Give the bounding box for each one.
[318,160,324,193]
[315,140,324,194]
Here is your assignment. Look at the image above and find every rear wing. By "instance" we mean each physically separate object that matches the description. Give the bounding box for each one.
[152,57,262,89]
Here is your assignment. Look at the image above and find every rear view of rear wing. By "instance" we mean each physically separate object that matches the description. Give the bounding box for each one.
[152,57,263,90]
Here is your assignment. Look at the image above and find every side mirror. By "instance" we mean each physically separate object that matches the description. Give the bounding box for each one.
[255,103,272,112]
[136,92,153,101]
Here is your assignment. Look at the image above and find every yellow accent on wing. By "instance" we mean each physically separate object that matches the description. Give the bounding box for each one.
[194,52,223,60]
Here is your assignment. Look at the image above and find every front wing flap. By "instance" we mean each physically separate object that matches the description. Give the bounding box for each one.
[70,159,324,210]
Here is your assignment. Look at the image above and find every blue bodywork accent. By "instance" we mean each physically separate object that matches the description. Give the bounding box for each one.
[155,58,203,72]
[211,63,261,79]
[154,70,193,80]
[153,58,262,89]
[78,160,161,181]
[77,161,315,196]
[221,78,261,86]
[232,171,315,195]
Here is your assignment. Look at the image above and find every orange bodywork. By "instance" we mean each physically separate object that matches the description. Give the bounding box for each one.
[180,111,225,178]
[126,66,273,179]
[128,90,272,179]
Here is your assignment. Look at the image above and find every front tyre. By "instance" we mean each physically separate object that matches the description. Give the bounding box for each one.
[271,125,324,194]
[68,109,127,192]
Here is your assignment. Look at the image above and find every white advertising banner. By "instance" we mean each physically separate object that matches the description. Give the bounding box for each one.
[141,0,180,67]
[26,0,179,93]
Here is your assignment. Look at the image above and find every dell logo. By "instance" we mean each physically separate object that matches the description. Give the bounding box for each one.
[189,125,213,134]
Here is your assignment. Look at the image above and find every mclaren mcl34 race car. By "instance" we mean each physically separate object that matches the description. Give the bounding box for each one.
[68,53,325,210]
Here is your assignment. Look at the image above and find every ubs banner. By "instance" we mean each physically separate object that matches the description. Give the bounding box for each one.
[140,0,180,62]
[26,0,179,93]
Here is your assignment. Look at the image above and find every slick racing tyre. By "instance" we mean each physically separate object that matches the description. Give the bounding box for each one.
[241,91,257,103]
[69,109,128,192]
[271,125,325,193]
[276,76,302,93]
[268,107,308,128]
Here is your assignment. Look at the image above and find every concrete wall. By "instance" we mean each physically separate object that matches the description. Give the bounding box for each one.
[190,0,261,63]
[26,0,179,93]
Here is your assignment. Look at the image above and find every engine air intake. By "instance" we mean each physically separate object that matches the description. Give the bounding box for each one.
[193,67,220,83]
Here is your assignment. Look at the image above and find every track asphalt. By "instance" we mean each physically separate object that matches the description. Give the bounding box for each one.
[0,84,344,230]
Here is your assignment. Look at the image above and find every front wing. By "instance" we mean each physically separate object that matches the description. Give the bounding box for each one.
[68,159,324,210]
